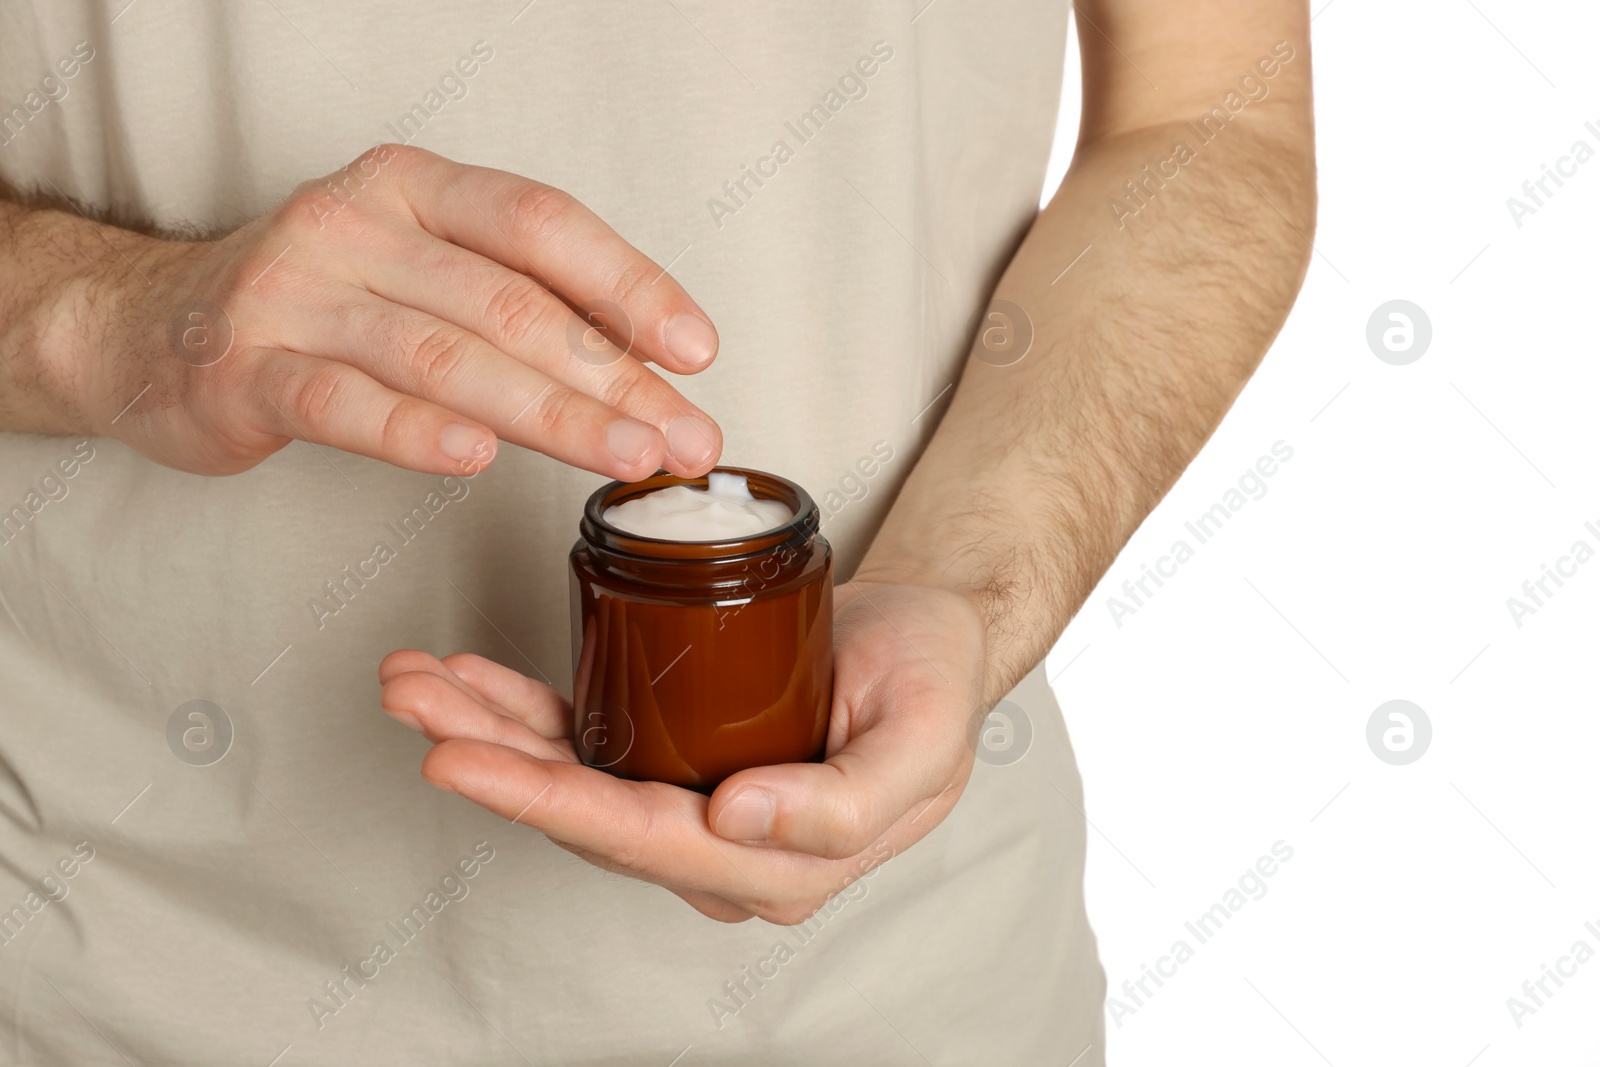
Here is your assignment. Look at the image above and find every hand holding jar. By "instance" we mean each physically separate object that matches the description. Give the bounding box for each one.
[379,471,987,924]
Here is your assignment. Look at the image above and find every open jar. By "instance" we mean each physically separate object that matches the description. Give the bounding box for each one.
[568,467,833,792]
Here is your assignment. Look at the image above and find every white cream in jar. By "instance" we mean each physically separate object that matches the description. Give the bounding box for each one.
[603,472,793,541]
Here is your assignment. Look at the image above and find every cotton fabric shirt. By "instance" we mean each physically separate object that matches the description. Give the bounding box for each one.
[0,2,1104,1062]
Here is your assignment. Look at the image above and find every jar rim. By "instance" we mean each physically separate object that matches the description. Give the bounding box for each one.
[579,466,820,563]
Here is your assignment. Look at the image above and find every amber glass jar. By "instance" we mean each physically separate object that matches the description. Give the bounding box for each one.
[568,467,832,792]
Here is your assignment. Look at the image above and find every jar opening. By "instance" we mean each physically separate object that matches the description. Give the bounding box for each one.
[580,467,820,565]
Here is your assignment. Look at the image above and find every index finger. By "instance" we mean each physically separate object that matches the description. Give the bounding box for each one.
[382,146,719,374]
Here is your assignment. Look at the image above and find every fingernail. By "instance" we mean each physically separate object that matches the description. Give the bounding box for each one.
[388,708,424,733]
[666,415,718,471]
[440,424,494,464]
[715,787,775,842]
[665,314,718,369]
[607,418,659,467]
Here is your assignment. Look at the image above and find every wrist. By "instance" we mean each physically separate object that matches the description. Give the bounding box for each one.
[848,557,962,604]
[847,559,1019,704]
[5,205,184,436]
[855,518,1091,706]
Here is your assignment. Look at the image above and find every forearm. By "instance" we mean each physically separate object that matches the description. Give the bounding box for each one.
[0,190,171,436]
[856,30,1316,705]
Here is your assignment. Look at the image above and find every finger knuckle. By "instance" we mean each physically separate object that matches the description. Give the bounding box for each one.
[282,177,330,215]
[818,796,875,860]
[287,364,351,428]
[408,325,474,393]
[325,149,394,203]
[283,149,407,237]
[507,183,575,242]
[524,385,583,440]
[375,395,419,454]
[360,141,416,173]
[596,366,663,417]
[280,183,356,237]
[484,277,556,343]
[605,259,657,314]
[606,802,658,874]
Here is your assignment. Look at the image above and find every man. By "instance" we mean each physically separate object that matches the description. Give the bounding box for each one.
[0,1,1313,1062]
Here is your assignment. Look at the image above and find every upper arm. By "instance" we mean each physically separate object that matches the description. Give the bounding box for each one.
[1073,0,1314,145]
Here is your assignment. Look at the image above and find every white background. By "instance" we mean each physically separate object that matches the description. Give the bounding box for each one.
[1038,2,1600,1063]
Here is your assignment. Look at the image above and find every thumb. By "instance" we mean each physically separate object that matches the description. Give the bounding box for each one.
[707,728,961,859]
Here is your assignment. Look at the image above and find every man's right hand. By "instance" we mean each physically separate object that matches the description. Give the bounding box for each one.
[7,144,722,479]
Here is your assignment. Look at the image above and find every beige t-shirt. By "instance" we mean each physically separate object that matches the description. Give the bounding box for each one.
[0,2,1104,1062]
